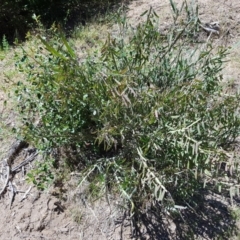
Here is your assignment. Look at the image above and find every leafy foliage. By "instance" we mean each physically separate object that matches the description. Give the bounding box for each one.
[26,156,55,190]
[0,35,10,60]
[13,3,240,216]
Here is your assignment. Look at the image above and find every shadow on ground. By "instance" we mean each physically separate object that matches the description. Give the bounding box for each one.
[0,0,128,43]
[117,190,238,240]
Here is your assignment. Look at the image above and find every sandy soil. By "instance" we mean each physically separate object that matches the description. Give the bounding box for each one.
[0,0,240,239]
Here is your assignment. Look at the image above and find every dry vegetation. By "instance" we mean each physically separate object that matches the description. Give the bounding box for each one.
[0,0,240,239]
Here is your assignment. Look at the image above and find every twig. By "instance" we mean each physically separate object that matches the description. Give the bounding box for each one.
[9,181,16,209]
[206,31,213,42]
[15,226,22,233]
[63,222,71,228]
[0,140,37,208]
[0,162,4,180]
[200,21,220,35]
[0,140,29,197]
[200,24,219,35]
[0,164,10,197]
[11,152,38,173]
[22,166,25,178]
[20,186,32,202]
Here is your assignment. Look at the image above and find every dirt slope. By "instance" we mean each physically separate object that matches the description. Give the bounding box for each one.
[0,0,240,239]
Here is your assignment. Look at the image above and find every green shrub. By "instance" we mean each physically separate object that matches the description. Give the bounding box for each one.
[26,156,55,190]
[13,3,240,215]
[0,35,10,60]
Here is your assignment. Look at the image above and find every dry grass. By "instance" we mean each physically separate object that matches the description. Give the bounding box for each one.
[0,1,240,239]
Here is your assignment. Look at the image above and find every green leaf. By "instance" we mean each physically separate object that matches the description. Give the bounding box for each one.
[204,169,212,177]
[59,31,76,58]
[38,36,67,60]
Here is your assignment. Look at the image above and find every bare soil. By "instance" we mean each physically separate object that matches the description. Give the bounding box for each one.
[0,0,240,239]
